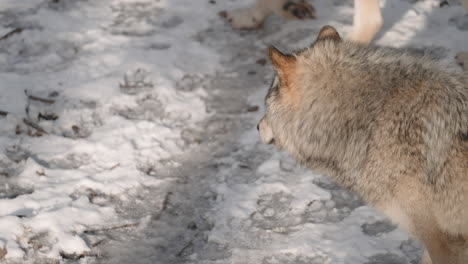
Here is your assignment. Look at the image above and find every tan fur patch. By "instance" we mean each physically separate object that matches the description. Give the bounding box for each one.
[268,47,301,106]
[317,25,341,41]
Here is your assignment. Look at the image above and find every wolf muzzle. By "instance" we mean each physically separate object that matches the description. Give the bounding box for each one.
[258,117,275,144]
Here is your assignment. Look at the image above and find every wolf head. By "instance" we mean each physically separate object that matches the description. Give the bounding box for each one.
[258,25,341,150]
[258,24,468,187]
[257,25,373,178]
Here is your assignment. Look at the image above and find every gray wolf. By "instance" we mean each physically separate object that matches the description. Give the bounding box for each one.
[258,25,468,264]
[221,0,468,70]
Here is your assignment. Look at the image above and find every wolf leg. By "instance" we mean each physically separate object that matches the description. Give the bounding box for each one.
[271,0,316,20]
[220,0,315,30]
[347,0,383,44]
[220,0,274,30]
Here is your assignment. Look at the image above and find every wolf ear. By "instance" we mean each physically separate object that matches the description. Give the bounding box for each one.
[268,46,296,74]
[268,47,297,91]
[316,25,341,41]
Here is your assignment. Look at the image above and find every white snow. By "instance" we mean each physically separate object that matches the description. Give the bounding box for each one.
[0,0,466,263]
[0,0,217,261]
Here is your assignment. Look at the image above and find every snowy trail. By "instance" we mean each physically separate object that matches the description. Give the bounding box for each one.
[0,0,466,263]
[0,0,220,262]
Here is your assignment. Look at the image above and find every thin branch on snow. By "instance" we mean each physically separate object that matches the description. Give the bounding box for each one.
[0,28,23,41]
[152,192,173,220]
[22,118,48,134]
[28,95,55,105]
[176,239,194,257]
[24,90,55,104]
[161,191,173,212]
[108,163,120,170]
[84,222,140,234]
[60,250,97,261]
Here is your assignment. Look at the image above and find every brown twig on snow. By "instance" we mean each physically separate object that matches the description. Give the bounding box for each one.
[152,191,174,220]
[0,28,23,41]
[176,239,194,257]
[59,250,97,260]
[161,191,173,211]
[108,163,120,170]
[22,118,48,134]
[84,222,140,234]
[28,95,55,104]
[38,113,58,121]
[24,90,55,105]
[36,170,46,176]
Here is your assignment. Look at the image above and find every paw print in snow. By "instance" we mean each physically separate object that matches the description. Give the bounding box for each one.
[263,252,331,264]
[250,192,304,234]
[364,253,408,264]
[119,68,154,95]
[114,94,167,122]
[361,219,397,236]
[306,178,364,223]
[449,14,468,31]
[20,90,102,139]
[176,74,206,92]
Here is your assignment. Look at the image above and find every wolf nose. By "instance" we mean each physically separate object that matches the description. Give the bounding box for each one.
[257,123,260,131]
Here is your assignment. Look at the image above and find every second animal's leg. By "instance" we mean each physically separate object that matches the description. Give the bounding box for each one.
[220,0,315,30]
[272,0,316,20]
[219,0,273,29]
[347,0,383,44]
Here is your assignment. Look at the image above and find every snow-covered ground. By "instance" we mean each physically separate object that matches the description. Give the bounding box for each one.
[0,0,466,263]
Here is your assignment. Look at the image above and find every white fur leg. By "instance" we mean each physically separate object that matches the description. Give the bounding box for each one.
[221,0,273,29]
[347,0,383,44]
[221,0,315,29]
[455,52,468,72]
[270,0,316,20]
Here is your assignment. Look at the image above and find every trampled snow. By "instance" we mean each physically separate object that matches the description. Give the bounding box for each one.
[0,0,466,263]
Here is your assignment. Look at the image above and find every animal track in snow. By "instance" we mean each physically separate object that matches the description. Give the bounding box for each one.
[262,252,331,264]
[19,90,102,139]
[361,219,397,236]
[251,192,304,234]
